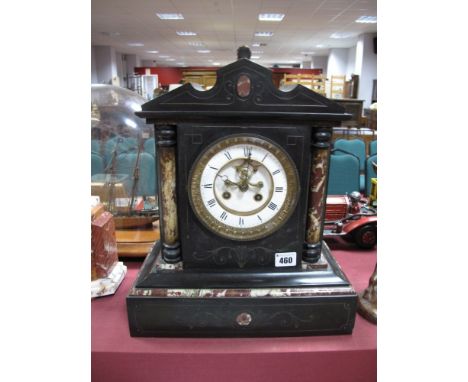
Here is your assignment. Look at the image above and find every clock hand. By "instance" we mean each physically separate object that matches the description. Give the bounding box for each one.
[248,180,264,188]
[216,174,240,188]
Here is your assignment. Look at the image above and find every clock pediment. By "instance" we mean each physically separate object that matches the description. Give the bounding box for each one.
[137,59,350,122]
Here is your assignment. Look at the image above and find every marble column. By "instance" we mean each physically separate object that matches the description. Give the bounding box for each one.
[155,125,181,263]
[303,128,332,263]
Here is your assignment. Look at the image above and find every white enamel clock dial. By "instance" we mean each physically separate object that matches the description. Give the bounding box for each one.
[189,135,300,241]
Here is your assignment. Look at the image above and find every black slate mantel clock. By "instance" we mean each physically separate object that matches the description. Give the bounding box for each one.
[127,47,357,337]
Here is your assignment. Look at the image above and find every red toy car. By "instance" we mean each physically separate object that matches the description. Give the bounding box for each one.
[324,191,377,249]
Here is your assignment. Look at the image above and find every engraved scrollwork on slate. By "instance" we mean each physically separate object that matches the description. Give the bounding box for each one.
[252,81,264,103]
[233,246,249,268]
[173,308,232,329]
[168,302,352,332]
[255,308,322,329]
[224,81,235,103]
[193,247,234,265]
[252,248,270,266]
[191,311,223,328]
[194,246,277,267]
[268,312,300,328]
[339,303,352,330]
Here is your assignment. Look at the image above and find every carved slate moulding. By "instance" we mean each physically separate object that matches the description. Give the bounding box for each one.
[127,50,355,337]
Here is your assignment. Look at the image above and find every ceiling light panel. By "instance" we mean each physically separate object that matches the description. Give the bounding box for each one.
[128,43,144,46]
[176,31,197,36]
[255,32,274,37]
[156,13,184,20]
[258,13,285,22]
[101,31,120,37]
[146,50,158,53]
[330,32,355,39]
[355,16,377,23]
[197,50,211,53]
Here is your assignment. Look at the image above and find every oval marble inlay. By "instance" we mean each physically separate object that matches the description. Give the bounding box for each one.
[236,74,251,97]
[236,312,252,326]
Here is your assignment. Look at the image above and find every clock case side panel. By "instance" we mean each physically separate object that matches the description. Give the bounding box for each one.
[177,123,311,270]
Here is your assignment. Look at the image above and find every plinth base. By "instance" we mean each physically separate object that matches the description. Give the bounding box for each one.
[127,241,357,337]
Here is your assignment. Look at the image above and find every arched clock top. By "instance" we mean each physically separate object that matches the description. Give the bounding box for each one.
[136,58,351,122]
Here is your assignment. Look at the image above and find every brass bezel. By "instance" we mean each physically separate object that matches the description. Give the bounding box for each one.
[188,134,300,241]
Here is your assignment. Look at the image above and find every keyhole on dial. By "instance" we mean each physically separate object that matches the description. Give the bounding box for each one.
[222,192,231,199]
[254,194,263,202]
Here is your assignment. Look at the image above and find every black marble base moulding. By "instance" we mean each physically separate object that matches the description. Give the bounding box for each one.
[126,241,357,337]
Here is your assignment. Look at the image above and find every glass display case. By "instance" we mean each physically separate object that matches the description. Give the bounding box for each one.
[91,84,159,257]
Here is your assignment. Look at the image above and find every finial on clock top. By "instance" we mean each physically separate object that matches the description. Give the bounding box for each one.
[237,46,251,60]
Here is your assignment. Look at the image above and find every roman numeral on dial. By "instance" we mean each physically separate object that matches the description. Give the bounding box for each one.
[238,217,244,226]
[275,186,284,193]
[268,202,277,210]
[224,151,232,160]
[220,211,228,220]
[203,183,213,188]
[207,199,216,207]
[243,146,252,157]
[272,169,280,176]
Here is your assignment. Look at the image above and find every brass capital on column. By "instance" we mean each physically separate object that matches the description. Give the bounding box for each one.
[155,125,181,263]
[303,128,332,263]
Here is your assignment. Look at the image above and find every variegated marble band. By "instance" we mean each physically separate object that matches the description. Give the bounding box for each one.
[130,286,356,298]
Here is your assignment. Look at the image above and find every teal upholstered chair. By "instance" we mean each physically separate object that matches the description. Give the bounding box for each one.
[91,139,101,155]
[91,153,104,176]
[333,139,366,191]
[369,140,377,156]
[115,152,157,197]
[327,150,360,195]
[366,154,377,196]
[144,138,156,157]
